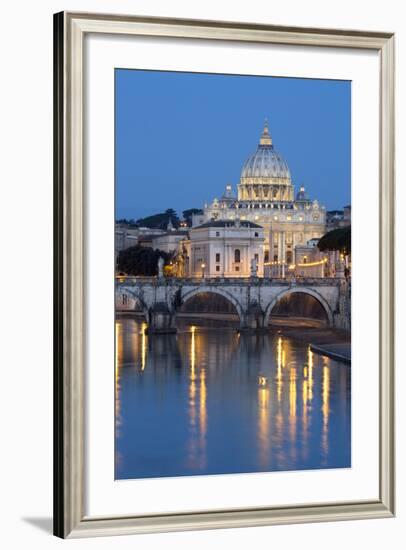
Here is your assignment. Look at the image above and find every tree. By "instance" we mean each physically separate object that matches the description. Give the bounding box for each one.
[317,226,351,254]
[164,208,180,226]
[182,208,203,227]
[117,245,172,276]
[136,209,180,230]
[116,218,138,227]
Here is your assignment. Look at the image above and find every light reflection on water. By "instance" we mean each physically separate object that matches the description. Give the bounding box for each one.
[115,317,351,480]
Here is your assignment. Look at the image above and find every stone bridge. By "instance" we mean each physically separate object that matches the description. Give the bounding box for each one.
[116,276,351,333]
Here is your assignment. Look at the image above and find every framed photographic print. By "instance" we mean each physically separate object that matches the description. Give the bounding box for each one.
[54,11,395,538]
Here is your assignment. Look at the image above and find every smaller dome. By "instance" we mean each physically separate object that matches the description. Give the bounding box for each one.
[296,186,309,202]
[221,184,236,204]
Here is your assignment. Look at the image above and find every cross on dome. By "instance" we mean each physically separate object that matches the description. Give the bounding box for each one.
[259,118,272,146]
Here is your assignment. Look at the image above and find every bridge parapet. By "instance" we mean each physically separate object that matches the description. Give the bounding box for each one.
[116,276,342,287]
[115,276,350,332]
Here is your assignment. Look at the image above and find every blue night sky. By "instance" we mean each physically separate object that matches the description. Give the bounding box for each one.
[115,69,351,220]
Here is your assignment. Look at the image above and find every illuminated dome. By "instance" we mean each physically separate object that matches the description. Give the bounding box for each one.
[240,121,291,184]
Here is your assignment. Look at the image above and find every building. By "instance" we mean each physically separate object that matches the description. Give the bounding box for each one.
[326,204,351,231]
[115,224,139,254]
[117,121,348,280]
[115,224,166,254]
[151,226,189,254]
[191,121,327,274]
[343,204,351,225]
[184,219,265,278]
[294,238,328,278]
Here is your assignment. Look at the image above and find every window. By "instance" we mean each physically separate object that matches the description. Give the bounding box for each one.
[286,251,293,264]
[274,254,278,262]
[234,249,241,263]
[235,266,240,272]
[216,231,220,237]
[216,265,220,272]
[215,253,220,262]
[264,250,269,262]
[254,253,259,262]
[254,232,259,237]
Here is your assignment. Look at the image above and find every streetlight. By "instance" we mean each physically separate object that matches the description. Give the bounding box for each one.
[201,262,206,279]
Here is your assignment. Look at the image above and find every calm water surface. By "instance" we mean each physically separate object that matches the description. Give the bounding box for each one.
[115,317,350,479]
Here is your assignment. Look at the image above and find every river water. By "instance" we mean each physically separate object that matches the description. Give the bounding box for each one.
[115,316,351,480]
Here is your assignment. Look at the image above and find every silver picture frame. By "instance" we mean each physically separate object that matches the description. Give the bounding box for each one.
[53,11,395,538]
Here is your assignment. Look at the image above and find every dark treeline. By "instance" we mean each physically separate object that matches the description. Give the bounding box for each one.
[117,207,203,229]
[182,208,203,227]
[136,208,180,230]
[318,226,351,254]
[117,245,171,276]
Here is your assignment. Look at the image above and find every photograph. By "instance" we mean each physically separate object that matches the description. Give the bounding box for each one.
[0,1,398,545]
[114,69,352,481]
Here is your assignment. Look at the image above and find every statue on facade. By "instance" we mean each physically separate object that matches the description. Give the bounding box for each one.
[250,256,258,277]
[158,256,164,278]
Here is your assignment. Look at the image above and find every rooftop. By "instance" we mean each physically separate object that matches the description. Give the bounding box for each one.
[194,219,263,229]
[154,231,189,237]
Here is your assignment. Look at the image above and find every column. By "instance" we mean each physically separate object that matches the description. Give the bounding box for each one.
[281,231,286,279]
[329,250,334,277]
[243,246,248,277]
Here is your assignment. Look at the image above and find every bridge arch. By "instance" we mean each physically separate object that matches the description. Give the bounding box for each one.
[116,287,149,321]
[264,287,334,327]
[178,286,244,326]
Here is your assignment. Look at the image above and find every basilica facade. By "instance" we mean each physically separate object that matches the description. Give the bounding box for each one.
[188,121,326,277]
